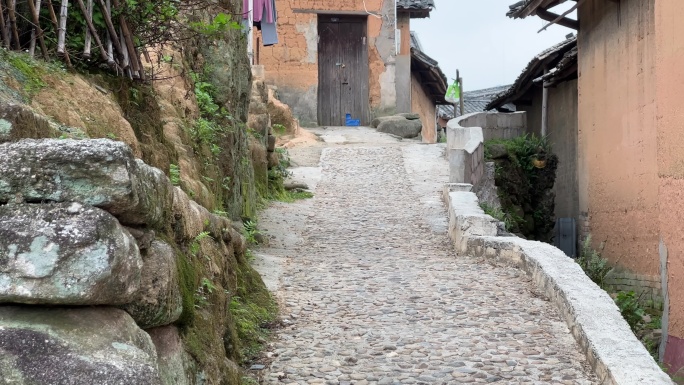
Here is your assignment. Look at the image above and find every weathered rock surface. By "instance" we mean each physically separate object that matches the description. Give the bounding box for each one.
[0,139,173,227]
[376,117,422,138]
[123,241,183,329]
[0,103,57,143]
[147,326,192,385]
[0,307,161,385]
[0,203,142,305]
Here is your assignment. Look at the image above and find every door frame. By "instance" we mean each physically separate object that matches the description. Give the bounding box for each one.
[317,15,370,126]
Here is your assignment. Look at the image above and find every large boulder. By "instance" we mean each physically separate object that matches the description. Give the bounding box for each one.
[376,117,423,138]
[0,139,174,227]
[396,112,420,120]
[0,307,161,385]
[123,241,183,329]
[370,115,398,128]
[0,203,142,305]
[147,326,192,385]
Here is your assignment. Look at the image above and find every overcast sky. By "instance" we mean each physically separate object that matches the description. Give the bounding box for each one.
[411,0,577,90]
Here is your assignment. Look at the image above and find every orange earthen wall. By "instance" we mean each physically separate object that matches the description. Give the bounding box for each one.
[411,74,436,143]
[656,0,684,343]
[255,0,394,125]
[577,0,659,276]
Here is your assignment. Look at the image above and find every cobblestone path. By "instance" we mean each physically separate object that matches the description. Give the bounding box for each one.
[261,145,597,385]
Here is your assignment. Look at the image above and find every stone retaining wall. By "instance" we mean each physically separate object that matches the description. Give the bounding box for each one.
[443,183,673,385]
[0,138,256,384]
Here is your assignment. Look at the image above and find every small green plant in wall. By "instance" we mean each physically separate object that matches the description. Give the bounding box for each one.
[243,220,259,245]
[190,231,213,258]
[169,164,181,186]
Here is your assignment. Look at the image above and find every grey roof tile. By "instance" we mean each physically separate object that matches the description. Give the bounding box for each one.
[397,0,435,11]
[437,85,512,119]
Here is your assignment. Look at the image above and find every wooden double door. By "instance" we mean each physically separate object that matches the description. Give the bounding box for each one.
[317,15,370,126]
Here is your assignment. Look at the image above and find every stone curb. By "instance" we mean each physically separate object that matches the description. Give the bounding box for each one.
[445,186,673,385]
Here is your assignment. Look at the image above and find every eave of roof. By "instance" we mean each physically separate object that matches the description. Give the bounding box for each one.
[410,47,448,105]
[397,0,435,18]
[486,36,577,110]
[507,0,570,19]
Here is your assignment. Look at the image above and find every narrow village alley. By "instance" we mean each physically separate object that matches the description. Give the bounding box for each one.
[252,127,599,385]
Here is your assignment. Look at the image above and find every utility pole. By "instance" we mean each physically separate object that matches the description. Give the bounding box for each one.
[456,70,465,117]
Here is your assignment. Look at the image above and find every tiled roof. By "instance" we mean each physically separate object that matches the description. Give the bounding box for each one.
[486,36,576,110]
[410,31,424,52]
[397,0,435,11]
[437,85,512,119]
[507,0,571,18]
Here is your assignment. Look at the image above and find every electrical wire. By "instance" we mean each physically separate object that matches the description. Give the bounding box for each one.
[362,0,382,19]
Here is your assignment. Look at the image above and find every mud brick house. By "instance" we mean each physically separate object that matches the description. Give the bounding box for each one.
[253,0,440,133]
[508,0,684,374]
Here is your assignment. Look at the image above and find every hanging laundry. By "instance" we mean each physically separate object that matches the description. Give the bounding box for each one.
[253,0,274,24]
[256,0,278,46]
[243,0,279,46]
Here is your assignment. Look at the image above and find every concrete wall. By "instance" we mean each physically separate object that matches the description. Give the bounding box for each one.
[519,81,580,221]
[410,73,437,143]
[395,13,411,114]
[447,112,527,187]
[257,0,398,126]
[577,0,659,281]
[518,89,543,137]
[459,112,526,141]
[548,80,580,222]
[655,0,684,373]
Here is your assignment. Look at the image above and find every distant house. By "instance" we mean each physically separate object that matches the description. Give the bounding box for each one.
[486,36,579,224]
[253,0,435,129]
[507,0,684,372]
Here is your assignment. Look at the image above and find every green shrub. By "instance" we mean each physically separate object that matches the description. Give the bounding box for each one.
[615,291,645,333]
[480,202,520,232]
[577,236,612,288]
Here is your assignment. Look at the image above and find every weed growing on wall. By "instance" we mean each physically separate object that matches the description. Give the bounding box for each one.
[615,291,645,332]
[577,236,611,289]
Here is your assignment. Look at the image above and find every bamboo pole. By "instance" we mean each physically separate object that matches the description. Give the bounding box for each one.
[83,0,92,58]
[57,0,68,55]
[29,0,42,56]
[26,0,49,59]
[95,0,126,65]
[119,26,129,69]
[45,0,72,67]
[0,1,10,49]
[75,0,111,62]
[6,0,20,50]
[111,0,144,79]
[2,8,9,49]
[104,0,113,64]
